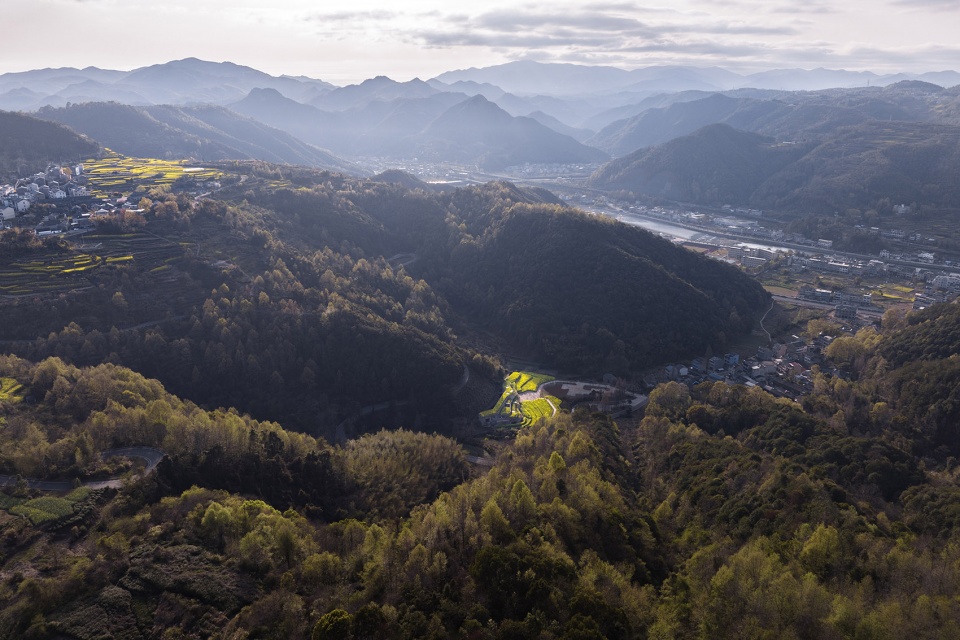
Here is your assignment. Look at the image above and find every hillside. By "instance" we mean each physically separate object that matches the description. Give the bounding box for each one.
[228,87,347,149]
[591,120,960,215]
[33,102,355,172]
[591,123,809,203]
[0,110,100,178]
[587,82,960,158]
[415,95,608,170]
[435,189,769,372]
[231,90,607,167]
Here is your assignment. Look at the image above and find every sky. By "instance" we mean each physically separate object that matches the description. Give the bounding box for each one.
[4,0,959,85]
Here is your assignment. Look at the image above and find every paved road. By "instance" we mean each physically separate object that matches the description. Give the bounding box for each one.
[465,455,494,467]
[771,295,884,318]
[0,447,165,492]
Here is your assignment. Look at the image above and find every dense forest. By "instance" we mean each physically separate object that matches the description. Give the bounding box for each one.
[1,310,960,638]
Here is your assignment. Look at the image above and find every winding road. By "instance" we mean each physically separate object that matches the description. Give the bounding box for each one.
[0,447,165,492]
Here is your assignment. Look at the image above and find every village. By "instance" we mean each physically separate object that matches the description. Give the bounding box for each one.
[646,339,827,405]
[0,157,222,238]
[0,162,141,237]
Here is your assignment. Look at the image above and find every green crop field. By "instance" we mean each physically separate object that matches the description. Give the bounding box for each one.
[65,487,92,502]
[480,389,521,421]
[2,485,95,525]
[11,496,75,525]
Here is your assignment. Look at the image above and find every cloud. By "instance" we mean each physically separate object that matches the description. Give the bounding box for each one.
[888,0,959,9]
[309,10,400,23]
[413,3,799,55]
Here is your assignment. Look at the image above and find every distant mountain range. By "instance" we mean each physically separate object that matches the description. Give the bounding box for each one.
[0,58,333,111]
[435,60,960,97]
[588,82,960,156]
[229,86,605,170]
[5,58,957,123]
[590,120,960,214]
[6,57,960,212]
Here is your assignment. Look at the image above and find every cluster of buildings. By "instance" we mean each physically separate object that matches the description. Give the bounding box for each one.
[0,163,152,236]
[0,164,89,225]
[645,335,847,402]
[797,286,877,320]
[788,254,887,276]
[913,272,960,309]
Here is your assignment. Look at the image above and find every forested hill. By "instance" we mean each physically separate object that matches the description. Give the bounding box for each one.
[0,110,100,179]
[2,164,765,438]
[591,120,960,215]
[257,175,768,373]
[437,193,768,372]
[803,302,960,459]
[590,123,809,206]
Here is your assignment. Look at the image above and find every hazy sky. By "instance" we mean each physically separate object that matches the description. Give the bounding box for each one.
[5,0,959,84]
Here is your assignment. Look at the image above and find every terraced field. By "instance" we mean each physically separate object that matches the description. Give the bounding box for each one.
[506,371,555,393]
[82,152,221,198]
[0,252,109,296]
[481,371,560,429]
[0,231,182,298]
[519,397,559,426]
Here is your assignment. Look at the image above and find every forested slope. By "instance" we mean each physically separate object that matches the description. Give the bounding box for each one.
[0,110,100,178]
[591,120,960,215]
[804,302,960,458]
[0,353,957,638]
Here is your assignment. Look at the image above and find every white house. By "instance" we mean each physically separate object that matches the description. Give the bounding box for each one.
[1,207,15,220]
